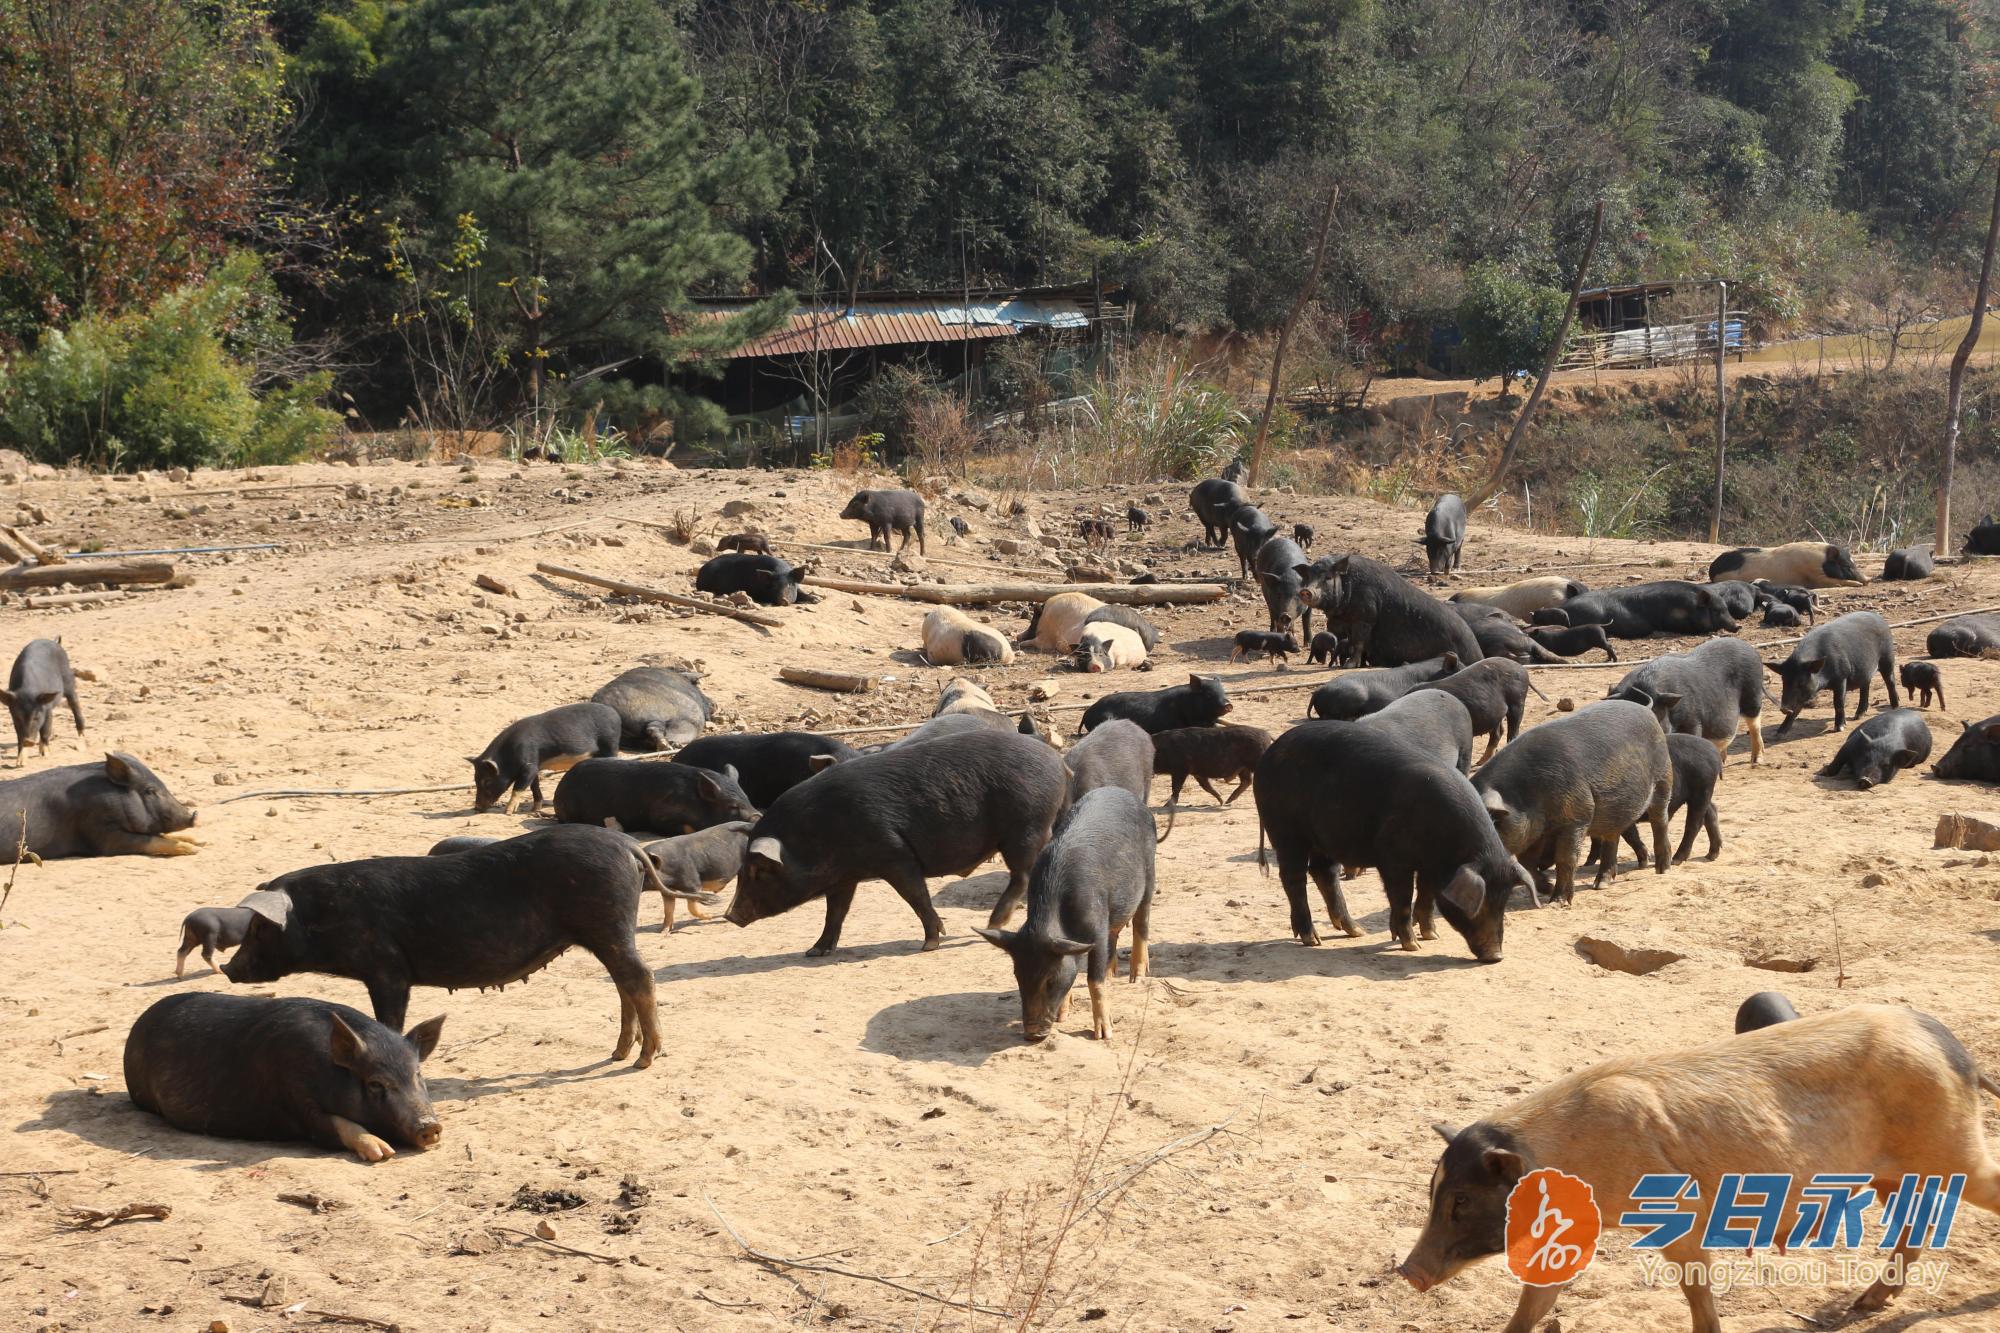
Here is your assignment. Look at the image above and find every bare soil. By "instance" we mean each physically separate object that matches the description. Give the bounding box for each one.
[2,457,1996,1332]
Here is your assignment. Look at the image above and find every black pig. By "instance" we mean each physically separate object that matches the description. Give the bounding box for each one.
[716,532,770,555]
[224,826,679,1067]
[0,752,196,862]
[2,638,84,762]
[591,666,712,750]
[175,906,255,977]
[694,552,810,606]
[1151,724,1272,840]
[1062,719,1154,804]
[840,488,926,553]
[975,788,1155,1041]
[725,727,1068,953]
[1900,660,1945,709]
[1818,707,1931,789]
[126,993,444,1162]
[1526,623,1616,661]
[672,732,856,809]
[1735,991,1799,1033]
[1926,614,2000,659]
[1188,478,1247,546]
[1307,653,1460,722]
[553,757,757,834]
[1882,547,1933,580]
[1419,493,1467,576]
[1769,611,1898,733]
[1296,554,1482,666]
[1080,673,1231,735]
[468,702,621,814]
[1232,629,1299,666]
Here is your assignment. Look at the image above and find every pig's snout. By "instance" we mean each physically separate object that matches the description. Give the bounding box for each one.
[723,899,752,927]
[1396,1260,1435,1293]
[414,1117,444,1150]
[1022,1025,1052,1043]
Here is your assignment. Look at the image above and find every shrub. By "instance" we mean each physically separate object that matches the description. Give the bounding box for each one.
[1456,262,1570,391]
[0,253,336,470]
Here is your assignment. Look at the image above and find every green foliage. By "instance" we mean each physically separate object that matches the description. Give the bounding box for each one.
[1077,344,1249,481]
[0,254,336,470]
[1455,264,1570,388]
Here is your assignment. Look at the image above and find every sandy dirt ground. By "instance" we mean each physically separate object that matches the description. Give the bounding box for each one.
[2,457,1997,1333]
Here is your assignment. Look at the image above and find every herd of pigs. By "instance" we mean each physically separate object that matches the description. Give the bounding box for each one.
[12,464,2000,1331]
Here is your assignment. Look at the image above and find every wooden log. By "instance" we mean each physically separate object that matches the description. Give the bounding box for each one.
[534,562,787,628]
[475,572,517,597]
[779,666,879,693]
[22,590,131,610]
[1,525,58,565]
[0,559,174,590]
[800,575,1227,606]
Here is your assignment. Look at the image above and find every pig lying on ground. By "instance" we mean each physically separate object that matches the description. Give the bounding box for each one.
[1306,654,1460,722]
[1255,724,1531,959]
[693,553,810,606]
[1063,719,1153,805]
[1018,592,1105,653]
[1297,554,1482,666]
[672,732,856,809]
[1900,660,1945,709]
[1882,546,1933,580]
[175,907,255,977]
[1762,603,1802,628]
[922,607,1014,666]
[1231,630,1297,666]
[1399,1004,2000,1331]
[935,676,997,716]
[1413,657,1544,763]
[1817,707,1932,788]
[1925,613,2000,659]
[840,488,926,553]
[1734,990,1799,1033]
[1456,606,1564,664]
[1080,674,1231,734]
[1419,493,1466,576]
[126,993,445,1163]
[1188,478,1247,545]
[1966,514,2000,555]
[468,702,621,814]
[1526,622,1616,661]
[2,638,84,762]
[1082,604,1159,651]
[225,826,684,1068]
[1769,611,1898,734]
[1708,540,1865,588]
[1704,579,1769,620]
[1452,577,1587,620]
[1606,636,1769,763]
[1357,690,1476,775]
[1073,621,1148,673]
[976,787,1155,1041]
[0,753,196,862]
[1754,580,1819,624]
[1533,581,1738,638]
[1934,713,2000,781]
[1152,724,1272,840]
[1473,700,1670,902]
[591,666,711,750]
[725,727,1069,954]
[553,758,757,834]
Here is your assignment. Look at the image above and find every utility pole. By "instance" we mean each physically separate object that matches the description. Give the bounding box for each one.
[1708,280,1728,544]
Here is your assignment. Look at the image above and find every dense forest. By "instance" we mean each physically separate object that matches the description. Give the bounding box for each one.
[1,0,1997,468]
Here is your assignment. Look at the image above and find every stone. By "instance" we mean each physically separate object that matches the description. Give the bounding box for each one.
[1934,813,2000,852]
[1574,935,1685,976]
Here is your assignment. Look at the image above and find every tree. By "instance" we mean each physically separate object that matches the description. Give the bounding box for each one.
[0,0,285,345]
[1456,262,1572,394]
[383,0,786,436]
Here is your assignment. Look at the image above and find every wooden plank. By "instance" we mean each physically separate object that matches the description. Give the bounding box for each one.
[800,575,1227,606]
[779,666,878,693]
[0,559,174,590]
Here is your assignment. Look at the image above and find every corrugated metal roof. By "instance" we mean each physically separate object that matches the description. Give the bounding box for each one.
[699,296,1093,358]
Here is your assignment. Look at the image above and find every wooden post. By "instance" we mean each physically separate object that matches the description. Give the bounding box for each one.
[1248,185,1340,488]
[1940,158,2000,561]
[1466,199,1604,508]
[799,575,1227,606]
[1708,279,1728,545]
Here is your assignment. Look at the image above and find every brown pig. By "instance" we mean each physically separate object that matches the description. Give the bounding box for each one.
[1399,1004,2000,1332]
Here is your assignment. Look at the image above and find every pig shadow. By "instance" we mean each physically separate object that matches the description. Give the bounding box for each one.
[1160,929,1477,985]
[531,573,773,637]
[651,933,980,985]
[860,992,1022,1067]
[424,1060,648,1104]
[23,1088,350,1170]
[930,868,1016,912]
[1746,1287,2000,1333]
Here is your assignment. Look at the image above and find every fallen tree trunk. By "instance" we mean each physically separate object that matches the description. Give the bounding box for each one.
[801,576,1227,606]
[779,666,878,693]
[535,562,787,628]
[1,525,59,565]
[23,590,131,610]
[0,559,174,590]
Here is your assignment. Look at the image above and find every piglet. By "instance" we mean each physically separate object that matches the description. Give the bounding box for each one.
[125,993,444,1162]
[1231,629,1298,666]
[1734,990,1799,1033]
[2,638,85,763]
[175,907,255,977]
[976,788,1155,1041]
[1151,724,1273,841]
[468,702,621,814]
[1900,660,1945,710]
[637,821,752,931]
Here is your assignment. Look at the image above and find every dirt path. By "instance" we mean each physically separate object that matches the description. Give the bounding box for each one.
[2,460,1996,1332]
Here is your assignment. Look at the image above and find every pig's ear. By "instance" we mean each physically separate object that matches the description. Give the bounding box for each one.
[972,926,1015,952]
[1764,662,1785,675]
[1188,673,1202,687]
[721,764,740,782]
[1796,657,1825,675]
[1483,1148,1525,1185]
[1292,563,1311,580]
[237,889,291,927]
[104,753,137,787]
[1480,789,1509,821]
[1441,653,1458,670]
[807,754,838,772]
[473,757,498,775]
[404,1014,446,1062]
[1653,691,1683,711]
[1049,936,1094,956]
[696,772,725,801]
[1439,866,1486,916]
[1980,723,2000,743]
[0,689,13,706]
[1509,858,1541,909]
[1892,749,1921,768]
[1431,1122,1460,1144]
[327,1011,368,1071]
[747,836,784,868]
[1331,555,1351,573]
[30,691,56,708]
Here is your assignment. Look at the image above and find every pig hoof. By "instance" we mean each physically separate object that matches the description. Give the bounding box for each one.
[1296,931,1321,947]
[353,1134,395,1163]
[921,935,944,952]
[805,943,835,958]
[1398,938,1418,952]
[633,1051,655,1070]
